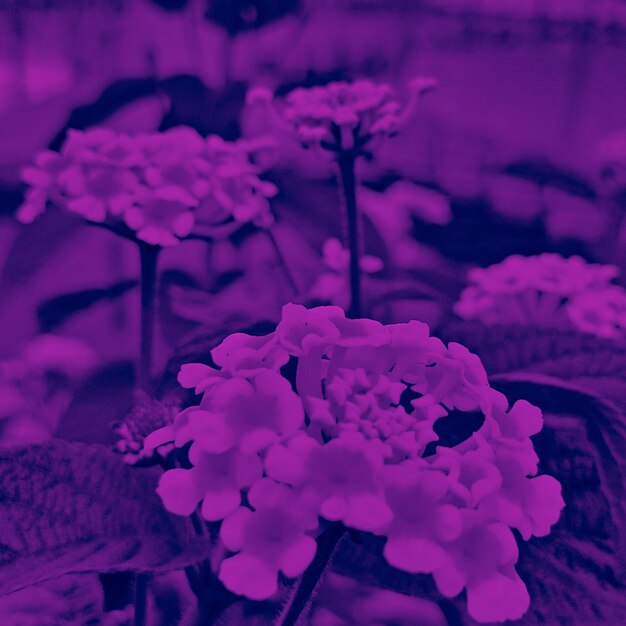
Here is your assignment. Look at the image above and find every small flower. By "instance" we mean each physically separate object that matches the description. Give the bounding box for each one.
[157,443,262,521]
[410,342,489,412]
[218,479,318,600]
[164,370,304,455]
[378,461,462,575]
[432,511,530,623]
[275,303,344,356]
[17,151,68,223]
[265,432,392,532]
[123,185,197,247]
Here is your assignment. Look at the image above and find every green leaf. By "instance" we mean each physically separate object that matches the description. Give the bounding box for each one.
[0,440,211,595]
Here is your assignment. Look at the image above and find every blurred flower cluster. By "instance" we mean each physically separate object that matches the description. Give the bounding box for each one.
[455,253,626,339]
[17,127,278,246]
[144,304,563,622]
[248,77,436,152]
[0,334,97,446]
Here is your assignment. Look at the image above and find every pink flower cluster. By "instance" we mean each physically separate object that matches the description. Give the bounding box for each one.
[17,127,277,246]
[248,77,436,151]
[455,253,626,339]
[145,304,563,623]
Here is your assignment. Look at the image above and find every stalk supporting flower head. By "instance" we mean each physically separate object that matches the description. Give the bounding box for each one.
[145,304,564,623]
[248,78,435,317]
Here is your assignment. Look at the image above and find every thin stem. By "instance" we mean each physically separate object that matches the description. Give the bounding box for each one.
[276,523,345,626]
[266,228,300,295]
[138,243,160,393]
[134,573,149,626]
[336,153,362,318]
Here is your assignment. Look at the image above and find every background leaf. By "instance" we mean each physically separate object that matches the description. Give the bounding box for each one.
[0,440,211,595]
[37,280,137,333]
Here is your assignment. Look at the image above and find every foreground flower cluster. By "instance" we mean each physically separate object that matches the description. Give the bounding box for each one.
[17,127,277,246]
[145,304,563,623]
[455,253,626,339]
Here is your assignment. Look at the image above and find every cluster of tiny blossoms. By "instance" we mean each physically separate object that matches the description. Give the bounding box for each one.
[145,304,563,623]
[455,253,626,339]
[248,77,436,151]
[17,127,277,246]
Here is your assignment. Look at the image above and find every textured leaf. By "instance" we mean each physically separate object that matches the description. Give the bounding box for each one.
[440,320,626,379]
[0,574,107,626]
[0,440,211,595]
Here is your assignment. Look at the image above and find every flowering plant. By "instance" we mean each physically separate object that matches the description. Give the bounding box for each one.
[144,304,564,623]
[454,253,626,339]
[247,78,435,317]
[17,127,277,247]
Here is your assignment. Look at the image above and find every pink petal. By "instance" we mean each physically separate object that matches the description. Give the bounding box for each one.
[201,487,242,522]
[157,469,201,516]
[279,535,317,578]
[466,572,530,623]
[219,554,278,600]
[220,507,254,552]
[383,537,448,574]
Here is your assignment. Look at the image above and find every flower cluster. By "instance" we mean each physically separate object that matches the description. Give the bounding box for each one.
[17,127,277,246]
[310,238,383,309]
[455,253,626,339]
[145,304,563,623]
[248,77,436,152]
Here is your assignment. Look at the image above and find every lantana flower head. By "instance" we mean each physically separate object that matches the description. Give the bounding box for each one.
[16,127,277,246]
[146,304,563,621]
[455,253,626,338]
[248,77,436,152]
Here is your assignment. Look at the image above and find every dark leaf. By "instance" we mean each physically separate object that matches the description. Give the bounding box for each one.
[37,280,137,333]
[0,440,211,595]
[56,361,135,445]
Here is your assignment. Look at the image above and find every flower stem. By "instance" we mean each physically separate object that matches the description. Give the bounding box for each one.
[138,243,160,394]
[336,153,362,317]
[276,523,345,626]
[266,228,300,295]
[134,573,149,626]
